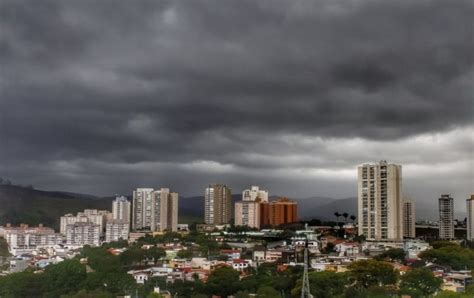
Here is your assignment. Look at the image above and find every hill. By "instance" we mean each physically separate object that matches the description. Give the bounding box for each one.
[0,184,358,229]
[0,185,112,229]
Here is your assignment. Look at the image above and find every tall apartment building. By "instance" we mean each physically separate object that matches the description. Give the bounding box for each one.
[112,196,131,221]
[132,188,179,232]
[66,222,100,246]
[204,184,232,225]
[467,195,474,241]
[105,220,130,242]
[153,189,179,232]
[235,186,269,229]
[357,161,403,241]
[439,194,455,240]
[261,197,298,226]
[403,199,416,238]
[132,188,154,230]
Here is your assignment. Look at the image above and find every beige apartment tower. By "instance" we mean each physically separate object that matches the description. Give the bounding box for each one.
[358,161,403,241]
[403,199,416,238]
[204,184,232,225]
[132,188,179,232]
[467,195,474,241]
[235,186,269,229]
[439,194,454,240]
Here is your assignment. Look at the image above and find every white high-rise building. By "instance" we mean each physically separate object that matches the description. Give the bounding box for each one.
[132,188,179,232]
[358,161,403,241]
[112,196,131,221]
[403,199,416,239]
[66,222,100,246]
[467,195,474,241]
[105,220,130,242]
[235,186,269,229]
[132,188,155,230]
[439,194,454,240]
[204,184,232,225]
[242,186,269,202]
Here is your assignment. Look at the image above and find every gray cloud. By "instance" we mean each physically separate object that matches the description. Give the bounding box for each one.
[0,0,473,211]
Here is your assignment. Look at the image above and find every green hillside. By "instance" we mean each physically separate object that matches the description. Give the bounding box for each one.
[0,185,112,230]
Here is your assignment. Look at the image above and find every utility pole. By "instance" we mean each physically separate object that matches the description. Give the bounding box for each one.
[301,241,312,298]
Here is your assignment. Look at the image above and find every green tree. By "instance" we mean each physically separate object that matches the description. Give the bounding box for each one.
[177,249,193,259]
[145,246,166,264]
[347,259,398,288]
[419,246,474,270]
[375,248,406,262]
[292,271,348,298]
[60,289,113,298]
[43,259,87,297]
[206,266,241,297]
[256,285,280,297]
[399,268,442,297]
[0,270,45,297]
[120,246,146,267]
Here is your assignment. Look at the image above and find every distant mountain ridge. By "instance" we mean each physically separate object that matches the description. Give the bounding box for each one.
[2,185,455,230]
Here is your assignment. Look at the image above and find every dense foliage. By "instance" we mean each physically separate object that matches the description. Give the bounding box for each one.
[419,245,474,270]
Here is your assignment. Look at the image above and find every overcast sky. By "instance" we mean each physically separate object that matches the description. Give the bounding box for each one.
[0,0,473,210]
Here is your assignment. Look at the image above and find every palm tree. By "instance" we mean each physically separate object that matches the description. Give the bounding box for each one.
[350,215,356,224]
[334,212,341,227]
[342,212,349,224]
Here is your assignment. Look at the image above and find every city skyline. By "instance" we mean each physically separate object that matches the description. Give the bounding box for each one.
[0,0,472,210]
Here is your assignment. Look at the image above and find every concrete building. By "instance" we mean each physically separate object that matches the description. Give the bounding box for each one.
[66,222,100,246]
[235,201,261,229]
[132,188,155,230]
[153,189,179,232]
[105,220,130,242]
[357,161,403,241]
[235,186,269,229]
[60,210,109,236]
[60,214,88,235]
[112,196,131,222]
[403,199,416,239]
[204,184,232,225]
[268,197,298,226]
[2,224,62,253]
[260,197,298,226]
[439,194,455,240]
[132,188,179,232]
[468,195,474,241]
[242,186,269,202]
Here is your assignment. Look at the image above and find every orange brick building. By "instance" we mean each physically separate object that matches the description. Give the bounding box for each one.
[260,197,298,226]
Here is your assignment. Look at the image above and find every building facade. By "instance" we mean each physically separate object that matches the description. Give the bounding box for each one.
[439,194,455,240]
[357,161,403,241]
[60,210,109,236]
[467,195,474,241]
[403,199,416,238]
[105,220,130,242]
[66,222,100,246]
[235,186,269,229]
[242,186,269,202]
[204,184,232,225]
[265,197,298,226]
[112,196,131,222]
[132,188,179,232]
[235,201,261,229]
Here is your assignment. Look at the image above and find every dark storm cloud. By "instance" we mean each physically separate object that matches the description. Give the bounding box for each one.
[0,0,473,205]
